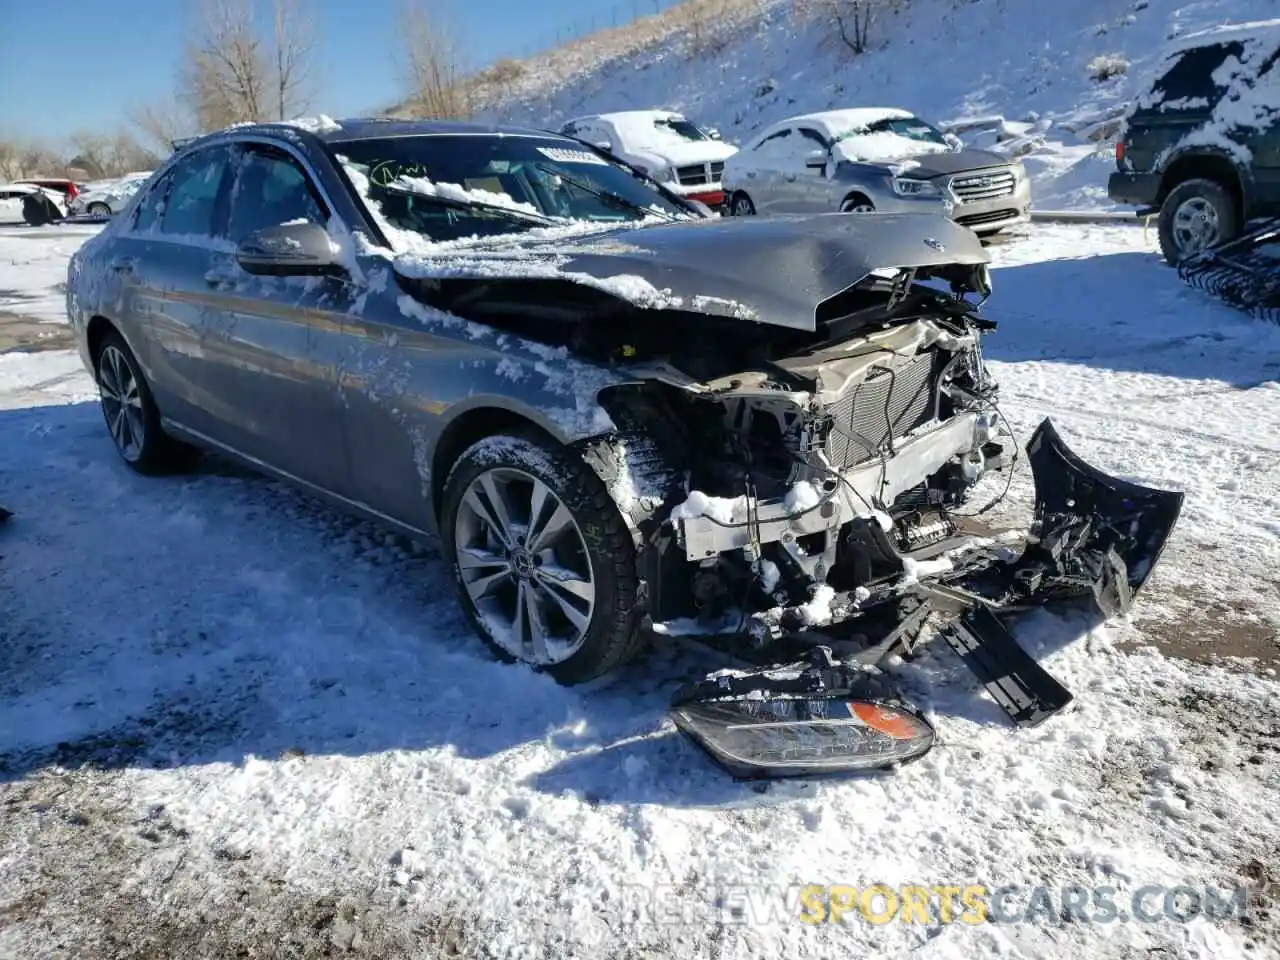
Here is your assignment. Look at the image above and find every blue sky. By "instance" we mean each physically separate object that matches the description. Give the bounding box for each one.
[0,0,656,143]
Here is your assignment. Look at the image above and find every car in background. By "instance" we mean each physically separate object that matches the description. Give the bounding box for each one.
[1108,20,1280,264]
[0,182,67,224]
[16,177,81,205]
[558,110,737,208]
[722,108,1031,235]
[67,171,153,217]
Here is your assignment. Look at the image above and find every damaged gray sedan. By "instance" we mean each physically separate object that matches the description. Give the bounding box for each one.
[67,120,1183,778]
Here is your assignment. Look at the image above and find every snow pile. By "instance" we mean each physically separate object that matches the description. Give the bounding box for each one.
[670,489,749,525]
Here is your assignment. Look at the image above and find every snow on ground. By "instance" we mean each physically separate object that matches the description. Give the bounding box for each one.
[483,0,1277,212]
[1,222,1279,958]
[0,224,102,325]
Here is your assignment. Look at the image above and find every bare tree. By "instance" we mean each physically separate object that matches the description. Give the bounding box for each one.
[68,130,159,178]
[271,0,318,120]
[178,0,320,132]
[128,99,198,154]
[818,0,898,55]
[399,1,472,120]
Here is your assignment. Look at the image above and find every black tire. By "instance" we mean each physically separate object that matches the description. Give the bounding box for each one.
[730,192,755,216]
[87,202,112,217]
[840,194,875,214]
[441,432,644,684]
[1157,178,1239,266]
[94,330,198,475]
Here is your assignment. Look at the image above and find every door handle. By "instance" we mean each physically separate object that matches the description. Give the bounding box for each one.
[746,170,757,178]
[108,256,136,274]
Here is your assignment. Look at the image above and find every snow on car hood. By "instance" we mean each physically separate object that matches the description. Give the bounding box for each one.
[392,212,990,332]
[631,139,739,166]
[832,131,953,164]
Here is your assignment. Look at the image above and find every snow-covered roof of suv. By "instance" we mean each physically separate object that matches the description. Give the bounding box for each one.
[772,108,915,139]
[1163,18,1280,56]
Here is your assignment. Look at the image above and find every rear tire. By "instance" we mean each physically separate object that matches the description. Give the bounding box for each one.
[87,202,112,217]
[441,432,645,684]
[94,331,198,474]
[1157,178,1239,265]
[730,192,755,216]
[840,194,876,214]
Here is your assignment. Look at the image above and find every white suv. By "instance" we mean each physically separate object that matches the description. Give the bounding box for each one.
[559,110,737,209]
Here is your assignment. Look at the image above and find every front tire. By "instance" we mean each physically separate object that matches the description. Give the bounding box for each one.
[1158,178,1239,265]
[840,194,876,214]
[87,202,112,217]
[730,192,755,216]
[441,432,644,684]
[95,331,197,474]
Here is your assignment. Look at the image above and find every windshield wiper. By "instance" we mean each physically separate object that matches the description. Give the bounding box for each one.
[382,181,562,227]
[534,163,682,223]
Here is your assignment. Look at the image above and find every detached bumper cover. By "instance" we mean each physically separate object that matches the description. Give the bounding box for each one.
[671,418,1183,777]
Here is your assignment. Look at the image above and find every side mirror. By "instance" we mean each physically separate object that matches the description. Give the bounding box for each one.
[943,132,964,152]
[804,148,829,170]
[235,221,343,277]
[593,139,613,153]
[708,128,722,140]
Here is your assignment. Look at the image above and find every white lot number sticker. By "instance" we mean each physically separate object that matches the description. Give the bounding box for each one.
[536,146,609,165]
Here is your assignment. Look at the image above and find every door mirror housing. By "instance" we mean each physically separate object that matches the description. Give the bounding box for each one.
[707,128,722,140]
[235,221,344,277]
[943,132,964,152]
[593,139,613,153]
[804,148,829,170]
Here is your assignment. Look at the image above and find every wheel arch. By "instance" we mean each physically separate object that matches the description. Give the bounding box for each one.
[1158,151,1247,219]
[86,314,121,366]
[428,403,565,527]
[839,191,875,212]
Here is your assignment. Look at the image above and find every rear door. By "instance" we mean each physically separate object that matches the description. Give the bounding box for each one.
[198,140,354,492]
[1243,50,1280,212]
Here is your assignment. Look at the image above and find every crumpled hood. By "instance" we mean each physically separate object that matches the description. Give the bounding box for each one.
[393,212,990,332]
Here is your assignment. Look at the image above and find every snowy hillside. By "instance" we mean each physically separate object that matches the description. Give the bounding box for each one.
[481,0,1277,210]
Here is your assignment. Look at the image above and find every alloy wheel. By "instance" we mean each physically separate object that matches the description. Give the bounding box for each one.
[98,344,146,462]
[843,200,875,214]
[453,466,597,666]
[1172,197,1220,255]
[732,196,754,216]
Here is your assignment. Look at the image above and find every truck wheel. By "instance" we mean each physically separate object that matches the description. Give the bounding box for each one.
[1158,179,1239,265]
[441,432,645,684]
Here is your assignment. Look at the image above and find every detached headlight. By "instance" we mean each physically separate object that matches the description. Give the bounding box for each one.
[672,695,935,778]
[891,176,941,197]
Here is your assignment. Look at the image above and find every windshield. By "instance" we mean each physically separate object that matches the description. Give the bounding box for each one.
[331,135,694,245]
[655,117,711,142]
[860,116,949,146]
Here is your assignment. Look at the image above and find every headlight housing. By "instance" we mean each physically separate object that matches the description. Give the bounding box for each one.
[672,695,935,778]
[891,176,941,198]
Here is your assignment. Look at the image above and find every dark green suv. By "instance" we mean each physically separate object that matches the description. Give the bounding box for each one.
[1108,22,1280,264]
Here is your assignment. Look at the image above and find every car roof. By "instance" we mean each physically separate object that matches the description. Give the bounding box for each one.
[782,108,915,135]
[567,110,685,126]
[1,183,45,194]
[1163,18,1280,56]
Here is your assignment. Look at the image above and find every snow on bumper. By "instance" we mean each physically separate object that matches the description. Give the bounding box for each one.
[674,412,997,561]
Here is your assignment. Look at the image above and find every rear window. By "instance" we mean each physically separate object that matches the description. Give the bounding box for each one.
[1150,41,1246,105]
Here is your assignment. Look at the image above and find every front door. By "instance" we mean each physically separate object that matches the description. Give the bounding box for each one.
[197,141,353,494]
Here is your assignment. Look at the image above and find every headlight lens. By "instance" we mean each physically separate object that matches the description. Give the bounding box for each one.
[672,696,935,778]
[891,177,941,197]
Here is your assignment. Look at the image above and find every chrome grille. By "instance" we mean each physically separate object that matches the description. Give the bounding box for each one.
[675,161,725,186]
[824,352,935,468]
[949,169,1017,203]
[676,163,711,185]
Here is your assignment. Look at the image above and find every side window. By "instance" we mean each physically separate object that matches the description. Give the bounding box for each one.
[753,129,792,154]
[798,128,829,149]
[226,146,327,243]
[160,147,233,236]
[133,171,172,231]
[1152,41,1246,103]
